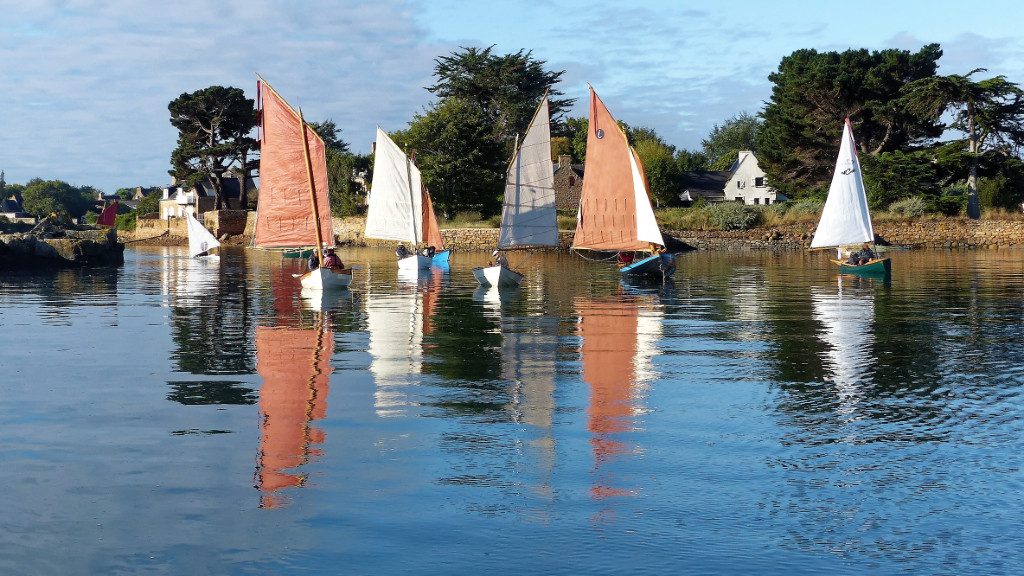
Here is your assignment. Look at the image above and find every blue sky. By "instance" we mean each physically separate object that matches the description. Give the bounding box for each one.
[2,0,1023,194]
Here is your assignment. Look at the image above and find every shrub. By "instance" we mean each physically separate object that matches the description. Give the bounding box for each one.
[888,196,927,218]
[705,202,761,230]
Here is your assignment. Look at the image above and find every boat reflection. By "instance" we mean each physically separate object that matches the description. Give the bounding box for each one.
[367,266,444,416]
[253,266,336,508]
[473,286,558,501]
[811,274,877,417]
[576,292,660,505]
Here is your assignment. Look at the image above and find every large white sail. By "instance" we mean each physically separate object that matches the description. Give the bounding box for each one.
[630,149,665,246]
[498,96,558,249]
[185,210,221,258]
[366,126,423,245]
[810,119,875,249]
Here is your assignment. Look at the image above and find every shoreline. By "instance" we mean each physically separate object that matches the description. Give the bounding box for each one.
[127,216,1024,252]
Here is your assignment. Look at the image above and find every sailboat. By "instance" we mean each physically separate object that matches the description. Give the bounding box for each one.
[96,200,117,227]
[810,118,891,275]
[366,127,450,271]
[252,74,353,290]
[185,210,221,259]
[572,86,675,280]
[474,93,559,288]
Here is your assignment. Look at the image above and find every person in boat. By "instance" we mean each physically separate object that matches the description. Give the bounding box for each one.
[848,243,875,265]
[618,252,635,267]
[396,243,409,259]
[492,250,508,268]
[322,248,343,269]
[307,250,320,271]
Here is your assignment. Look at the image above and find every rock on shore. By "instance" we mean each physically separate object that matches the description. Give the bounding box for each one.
[0,214,125,267]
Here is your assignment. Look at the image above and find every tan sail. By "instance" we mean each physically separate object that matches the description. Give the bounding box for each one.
[573,86,664,252]
[253,76,334,249]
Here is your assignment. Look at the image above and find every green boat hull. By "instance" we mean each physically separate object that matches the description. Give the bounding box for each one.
[832,257,892,275]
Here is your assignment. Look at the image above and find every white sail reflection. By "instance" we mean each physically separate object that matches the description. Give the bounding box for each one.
[158,247,220,306]
[474,287,558,501]
[367,268,443,417]
[811,275,876,417]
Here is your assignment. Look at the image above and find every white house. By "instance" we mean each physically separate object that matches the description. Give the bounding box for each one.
[723,151,784,205]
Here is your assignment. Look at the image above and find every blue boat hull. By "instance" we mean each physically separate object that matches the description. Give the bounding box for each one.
[432,250,451,264]
[620,253,676,279]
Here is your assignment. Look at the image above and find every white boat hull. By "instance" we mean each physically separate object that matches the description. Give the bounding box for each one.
[300,267,353,290]
[398,254,432,270]
[473,265,524,287]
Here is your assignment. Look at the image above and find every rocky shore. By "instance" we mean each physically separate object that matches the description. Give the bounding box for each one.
[1,214,124,268]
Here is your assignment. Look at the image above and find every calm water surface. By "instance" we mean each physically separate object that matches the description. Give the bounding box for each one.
[1,246,1023,574]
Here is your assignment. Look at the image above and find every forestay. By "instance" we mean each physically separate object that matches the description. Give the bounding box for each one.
[810,119,875,249]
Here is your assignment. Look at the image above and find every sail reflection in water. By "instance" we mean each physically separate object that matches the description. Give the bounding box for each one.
[367,268,443,416]
[475,287,559,500]
[254,266,336,508]
[577,293,661,501]
[811,275,877,417]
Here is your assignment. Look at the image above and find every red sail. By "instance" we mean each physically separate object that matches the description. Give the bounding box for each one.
[253,77,334,249]
[97,201,117,226]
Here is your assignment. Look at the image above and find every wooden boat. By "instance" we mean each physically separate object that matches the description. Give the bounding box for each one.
[366,127,449,270]
[572,85,675,280]
[252,75,353,290]
[810,118,891,276]
[185,210,221,260]
[474,93,558,288]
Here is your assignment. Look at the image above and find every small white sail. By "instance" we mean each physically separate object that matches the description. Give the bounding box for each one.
[498,96,558,249]
[810,119,875,249]
[366,127,423,246]
[185,211,221,258]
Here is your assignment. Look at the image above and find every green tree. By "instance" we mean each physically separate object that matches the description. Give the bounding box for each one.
[135,188,161,216]
[21,179,94,218]
[901,69,1024,218]
[630,126,681,207]
[675,149,709,172]
[758,44,944,197]
[428,45,575,142]
[168,86,257,210]
[409,46,573,216]
[396,98,505,217]
[702,112,761,170]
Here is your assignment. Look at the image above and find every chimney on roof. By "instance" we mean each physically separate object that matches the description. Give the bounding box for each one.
[558,155,571,169]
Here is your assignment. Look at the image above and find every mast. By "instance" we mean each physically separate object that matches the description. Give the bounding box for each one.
[298,107,325,251]
[405,152,417,247]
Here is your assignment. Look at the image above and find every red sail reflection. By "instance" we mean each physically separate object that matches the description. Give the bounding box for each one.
[578,297,641,500]
[254,263,334,508]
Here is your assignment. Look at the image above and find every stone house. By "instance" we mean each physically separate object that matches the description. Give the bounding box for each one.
[553,155,584,212]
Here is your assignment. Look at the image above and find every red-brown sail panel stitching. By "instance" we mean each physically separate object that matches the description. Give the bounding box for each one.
[572,87,648,251]
[253,82,334,248]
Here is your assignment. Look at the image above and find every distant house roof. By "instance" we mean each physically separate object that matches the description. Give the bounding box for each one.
[679,171,732,202]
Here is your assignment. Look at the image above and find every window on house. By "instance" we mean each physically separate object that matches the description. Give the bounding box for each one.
[569,176,576,186]
[737,181,745,189]
[765,198,772,205]
[753,198,760,205]
[754,177,764,187]
[734,197,743,202]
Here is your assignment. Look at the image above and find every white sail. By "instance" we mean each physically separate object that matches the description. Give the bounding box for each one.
[810,119,875,249]
[185,210,221,258]
[498,96,558,249]
[366,126,423,245]
[630,149,665,246]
